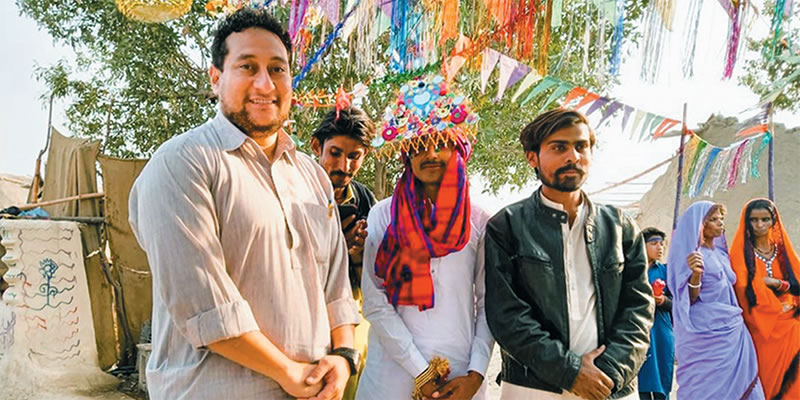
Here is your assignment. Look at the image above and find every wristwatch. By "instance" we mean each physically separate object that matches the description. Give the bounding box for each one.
[330,347,361,376]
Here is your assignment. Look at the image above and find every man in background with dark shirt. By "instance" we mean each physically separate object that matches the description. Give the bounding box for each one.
[311,106,376,400]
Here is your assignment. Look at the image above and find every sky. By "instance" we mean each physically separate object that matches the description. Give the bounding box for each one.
[0,1,797,212]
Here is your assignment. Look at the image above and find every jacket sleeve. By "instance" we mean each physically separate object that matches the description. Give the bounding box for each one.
[483,216,583,390]
[594,213,654,393]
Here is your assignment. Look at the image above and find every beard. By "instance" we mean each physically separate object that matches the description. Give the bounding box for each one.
[539,164,587,192]
[223,101,288,138]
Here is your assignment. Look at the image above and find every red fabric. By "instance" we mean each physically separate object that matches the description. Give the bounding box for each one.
[375,144,471,310]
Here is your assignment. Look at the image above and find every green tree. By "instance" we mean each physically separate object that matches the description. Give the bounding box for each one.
[740,1,800,112]
[20,0,646,197]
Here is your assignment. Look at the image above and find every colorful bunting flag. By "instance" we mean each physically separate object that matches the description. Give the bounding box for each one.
[511,71,543,102]
[481,48,501,93]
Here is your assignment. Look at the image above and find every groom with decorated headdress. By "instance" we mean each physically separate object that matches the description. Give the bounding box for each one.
[355,75,494,400]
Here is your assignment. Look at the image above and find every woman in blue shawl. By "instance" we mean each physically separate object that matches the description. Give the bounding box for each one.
[667,201,764,400]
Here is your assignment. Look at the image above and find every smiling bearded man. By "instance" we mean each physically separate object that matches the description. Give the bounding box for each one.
[128,8,359,400]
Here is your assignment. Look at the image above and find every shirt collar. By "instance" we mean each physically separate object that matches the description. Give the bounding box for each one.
[211,111,297,160]
[342,183,356,204]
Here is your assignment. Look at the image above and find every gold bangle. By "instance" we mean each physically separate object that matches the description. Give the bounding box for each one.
[412,357,450,400]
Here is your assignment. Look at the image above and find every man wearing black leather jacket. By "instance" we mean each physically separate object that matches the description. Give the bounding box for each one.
[483,108,654,400]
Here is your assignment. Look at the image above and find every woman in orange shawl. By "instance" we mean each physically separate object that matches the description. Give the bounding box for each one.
[731,198,800,399]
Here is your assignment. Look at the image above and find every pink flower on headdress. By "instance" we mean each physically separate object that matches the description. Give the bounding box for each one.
[382,126,399,141]
[450,105,467,124]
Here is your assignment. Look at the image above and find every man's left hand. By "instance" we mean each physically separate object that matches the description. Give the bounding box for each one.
[300,355,351,400]
[427,371,483,399]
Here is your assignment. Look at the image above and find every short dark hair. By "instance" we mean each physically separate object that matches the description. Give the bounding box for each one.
[642,227,666,242]
[211,8,292,70]
[519,108,596,153]
[312,107,376,147]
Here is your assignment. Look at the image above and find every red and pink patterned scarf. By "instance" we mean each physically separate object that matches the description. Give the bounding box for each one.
[374,140,472,310]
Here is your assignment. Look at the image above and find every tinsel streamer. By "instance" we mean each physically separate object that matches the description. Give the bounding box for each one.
[694,148,722,197]
[322,0,340,25]
[640,1,667,83]
[390,0,409,72]
[705,147,736,196]
[722,0,743,79]
[682,0,704,78]
[539,0,554,76]
[726,140,749,188]
[681,136,701,184]
[751,133,771,178]
[439,0,459,45]
[353,0,379,74]
[582,0,591,73]
[552,0,563,28]
[488,0,512,25]
[518,0,538,60]
[596,13,607,80]
[609,0,625,75]
[293,0,363,88]
[768,0,788,60]
[655,0,676,30]
[684,142,709,195]
[289,0,310,41]
[738,137,755,184]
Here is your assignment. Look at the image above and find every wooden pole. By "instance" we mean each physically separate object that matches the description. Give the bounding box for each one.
[672,103,688,231]
[768,103,775,201]
[16,192,105,211]
[30,93,55,203]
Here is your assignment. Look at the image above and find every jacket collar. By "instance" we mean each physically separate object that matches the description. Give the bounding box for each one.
[528,187,597,242]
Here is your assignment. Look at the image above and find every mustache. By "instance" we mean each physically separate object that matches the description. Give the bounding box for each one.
[421,161,446,168]
[555,165,585,176]
[330,171,353,179]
